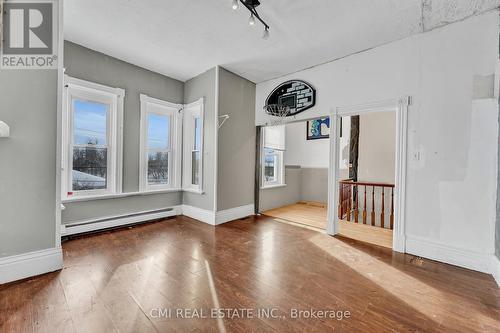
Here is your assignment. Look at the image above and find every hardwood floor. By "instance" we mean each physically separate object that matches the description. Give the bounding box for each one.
[263,202,393,249]
[338,220,393,249]
[262,202,327,230]
[1,215,499,332]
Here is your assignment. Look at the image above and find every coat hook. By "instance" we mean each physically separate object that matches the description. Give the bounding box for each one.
[218,115,229,129]
[0,120,10,138]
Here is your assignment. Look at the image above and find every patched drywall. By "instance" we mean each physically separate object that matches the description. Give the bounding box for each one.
[472,74,495,99]
[256,12,499,263]
[65,1,498,83]
[422,0,500,31]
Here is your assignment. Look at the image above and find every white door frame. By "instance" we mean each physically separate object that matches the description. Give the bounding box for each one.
[327,97,410,253]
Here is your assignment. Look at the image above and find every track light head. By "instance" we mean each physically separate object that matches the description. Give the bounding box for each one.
[232,0,270,34]
[249,13,255,26]
[262,27,269,40]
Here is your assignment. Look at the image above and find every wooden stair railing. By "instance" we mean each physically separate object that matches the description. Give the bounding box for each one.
[338,179,395,229]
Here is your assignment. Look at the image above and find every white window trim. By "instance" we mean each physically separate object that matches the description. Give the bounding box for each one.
[139,94,182,192]
[62,75,124,200]
[261,127,286,189]
[182,98,204,193]
[261,148,285,189]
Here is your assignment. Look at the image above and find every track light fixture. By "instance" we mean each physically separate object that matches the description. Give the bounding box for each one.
[249,13,255,26]
[262,27,269,40]
[231,0,270,39]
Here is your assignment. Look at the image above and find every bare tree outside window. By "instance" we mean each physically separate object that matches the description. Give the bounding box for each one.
[148,151,168,184]
[72,100,109,191]
[72,138,107,190]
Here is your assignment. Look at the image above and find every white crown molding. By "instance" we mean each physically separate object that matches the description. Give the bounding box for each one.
[181,205,216,225]
[216,204,254,225]
[0,247,63,285]
[406,235,493,274]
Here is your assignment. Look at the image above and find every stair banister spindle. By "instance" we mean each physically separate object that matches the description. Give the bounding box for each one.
[338,180,394,229]
[354,185,359,223]
[390,187,394,230]
[363,185,367,224]
[380,187,385,228]
[346,185,351,221]
[371,186,375,226]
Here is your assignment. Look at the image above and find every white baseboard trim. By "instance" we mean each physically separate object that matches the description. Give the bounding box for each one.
[0,247,63,285]
[491,255,500,287]
[216,204,254,225]
[62,206,182,236]
[406,235,492,274]
[392,234,406,253]
[181,205,216,225]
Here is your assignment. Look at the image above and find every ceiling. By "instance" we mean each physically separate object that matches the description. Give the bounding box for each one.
[64,0,493,83]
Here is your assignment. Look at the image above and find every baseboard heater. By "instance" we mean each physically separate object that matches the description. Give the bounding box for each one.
[62,207,179,238]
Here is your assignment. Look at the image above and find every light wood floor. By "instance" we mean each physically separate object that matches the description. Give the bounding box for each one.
[1,216,499,332]
[262,202,393,248]
[262,202,327,230]
[338,221,393,249]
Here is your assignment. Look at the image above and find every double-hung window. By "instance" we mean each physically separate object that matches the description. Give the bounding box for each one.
[183,98,204,192]
[262,125,285,188]
[139,94,182,191]
[62,76,124,199]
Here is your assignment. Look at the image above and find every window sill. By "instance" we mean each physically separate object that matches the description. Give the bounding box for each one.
[183,188,204,195]
[260,184,287,190]
[62,188,182,203]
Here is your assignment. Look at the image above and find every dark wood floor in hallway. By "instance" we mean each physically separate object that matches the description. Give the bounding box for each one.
[1,215,499,332]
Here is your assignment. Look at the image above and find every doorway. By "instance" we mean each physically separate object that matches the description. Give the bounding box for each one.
[327,98,409,252]
[335,112,396,249]
[258,119,330,231]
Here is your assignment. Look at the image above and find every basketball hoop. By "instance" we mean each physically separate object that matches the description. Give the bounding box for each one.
[263,104,290,126]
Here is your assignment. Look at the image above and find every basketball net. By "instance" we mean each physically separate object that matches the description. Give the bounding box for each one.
[263,104,290,126]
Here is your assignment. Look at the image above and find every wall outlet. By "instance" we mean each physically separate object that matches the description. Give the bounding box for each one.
[412,151,421,161]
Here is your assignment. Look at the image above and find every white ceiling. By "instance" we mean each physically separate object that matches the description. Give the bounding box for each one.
[64,0,492,83]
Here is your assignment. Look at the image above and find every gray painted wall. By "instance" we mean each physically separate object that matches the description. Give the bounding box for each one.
[259,167,301,212]
[183,68,216,211]
[259,166,329,212]
[497,120,500,258]
[497,79,500,259]
[62,192,182,223]
[217,68,256,211]
[0,70,58,257]
[301,168,328,203]
[496,31,500,261]
[62,41,184,223]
